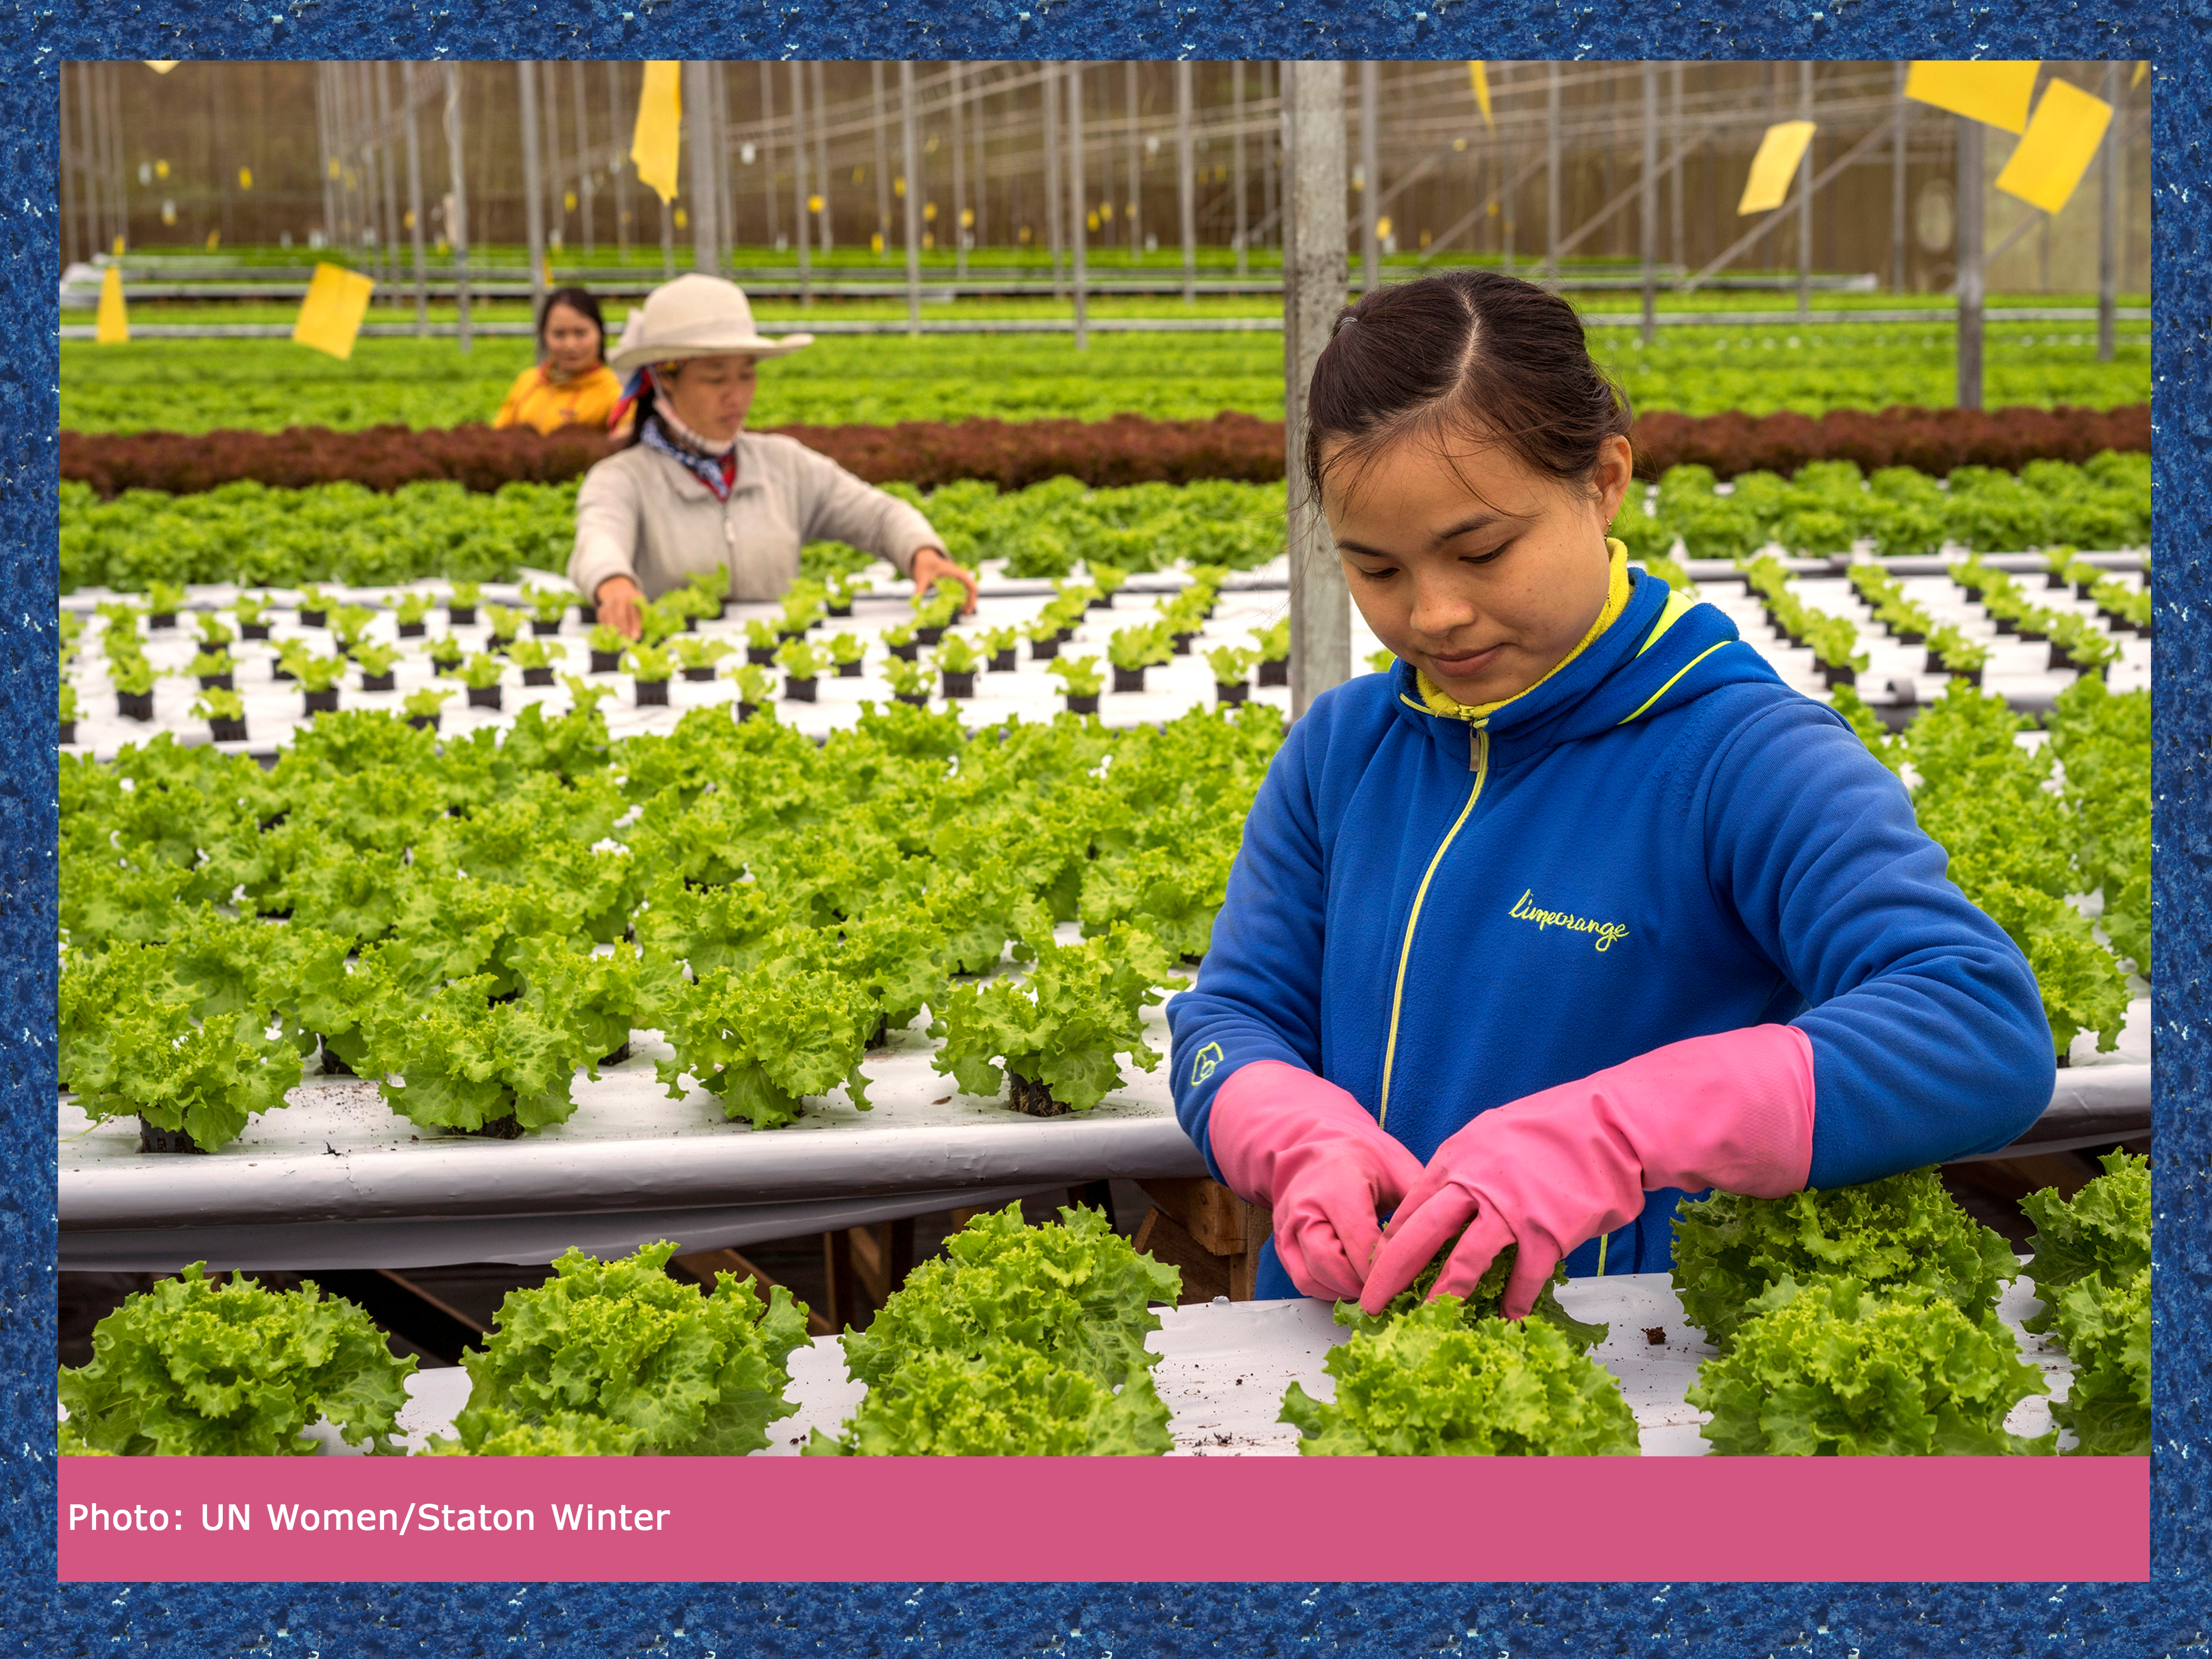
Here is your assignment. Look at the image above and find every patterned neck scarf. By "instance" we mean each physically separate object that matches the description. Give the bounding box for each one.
[630,366,740,501]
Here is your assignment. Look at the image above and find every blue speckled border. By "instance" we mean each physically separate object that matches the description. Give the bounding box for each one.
[5,8,2200,1652]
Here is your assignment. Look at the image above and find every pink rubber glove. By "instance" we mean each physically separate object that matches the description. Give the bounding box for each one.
[1207,1059,1429,1301]
[1358,1025,1816,1321]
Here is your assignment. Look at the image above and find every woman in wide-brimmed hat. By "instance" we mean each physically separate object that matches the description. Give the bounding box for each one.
[569,273,976,639]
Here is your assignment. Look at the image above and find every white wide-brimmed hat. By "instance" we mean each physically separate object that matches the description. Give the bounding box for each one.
[607,273,814,374]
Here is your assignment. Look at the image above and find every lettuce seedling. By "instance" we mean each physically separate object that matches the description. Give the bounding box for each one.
[363,973,591,1134]
[807,1340,1174,1457]
[1046,655,1103,698]
[657,962,878,1130]
[1686,1276,2055,1456]
[59,1264,415,1456]
[1334,1237,1608,1354]
[1280,1295,1640,1456]
[437,1241,809,1457]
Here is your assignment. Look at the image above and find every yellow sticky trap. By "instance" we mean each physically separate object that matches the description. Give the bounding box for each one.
[1904,61,2040,134]
[629,60,683,205]
[2133,61,2148,89]
[1737,121,1816,214]
[1996,79,2112,216]
[807,193,823,214]
[110,234,124,257]
[143,60,178,73]
[292,262,374,361]
[205,230,220,252]
[238,166,253,190]
[94,266,128,345]
[1468,62,1492,128]
[564,190,578,212]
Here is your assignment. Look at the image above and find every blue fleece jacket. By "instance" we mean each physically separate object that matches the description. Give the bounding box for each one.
[1167,567,2054,1288]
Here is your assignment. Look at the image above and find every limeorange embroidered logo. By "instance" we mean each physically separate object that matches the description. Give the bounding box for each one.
[1508,889,1631,953]
[1189,1042,1224,1085]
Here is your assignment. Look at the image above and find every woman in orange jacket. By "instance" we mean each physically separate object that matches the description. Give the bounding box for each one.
[493,287,624,434]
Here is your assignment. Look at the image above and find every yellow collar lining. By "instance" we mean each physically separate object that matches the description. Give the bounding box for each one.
[1413,539,1634,725]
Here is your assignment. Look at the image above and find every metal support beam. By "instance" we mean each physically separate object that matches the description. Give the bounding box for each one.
[610,61,631,265]
[811,60,833,255]
[1281,60,1350,722]
[402,62,428,333]
[1666,63,1682,283]
[900,60,922,334]
[517,62,548,332]
[871,62,891,257]
[1500,63,1515,274]
[1127,60,1143,263]
[376,63,402,300]
[1798,62,1813,321]
[1043,62,1064,295]
[1233,62,1249,278]
[684,62,719,275]
[950,62,968,277]
[443,62,470,353]
[1359,60,1380,294]
[1892,63,1908,293]
[575,61,595,254]
[1957,114,1983,410]
[1641,64,1656,344]
[758,62,780,252]
[789,61,812,305]
[1068,64,1087,350]
[1177,61,1196,302]
[1545,63,1561,279]
[2099,60,2118,363]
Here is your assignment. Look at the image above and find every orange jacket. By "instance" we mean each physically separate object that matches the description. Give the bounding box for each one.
[492,362,622,434]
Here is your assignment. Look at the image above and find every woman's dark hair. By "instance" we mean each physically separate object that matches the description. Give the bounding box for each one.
[537,285,607,358]
[1302,270,1634,513]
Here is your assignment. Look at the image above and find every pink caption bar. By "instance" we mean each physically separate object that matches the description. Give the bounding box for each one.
[60,1457,2147,1584]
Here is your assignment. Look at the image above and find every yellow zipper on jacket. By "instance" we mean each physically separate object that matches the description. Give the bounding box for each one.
[1377,723,1490,1131]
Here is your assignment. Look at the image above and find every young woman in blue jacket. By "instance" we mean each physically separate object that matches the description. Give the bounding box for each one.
[1166,270,2053,1317]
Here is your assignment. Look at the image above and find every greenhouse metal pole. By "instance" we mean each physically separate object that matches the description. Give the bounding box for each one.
[1667,62,1682,283]
[610,62,632,266]
[402,63,428,334]
[950,62,968,278]
[376,63,403,298]
[1281,60,1350,720]
[1068,64,1087,350]
[899,61,922,335]
[1233,62,1249,278]
[716,68,740,276]
[1043,63,1065,296]
[661,197,674,278]
[972,66,988,249]
[1260,61,1278,249]
[1545,63,1561,280]
[1892,62,1907,293]
[1640,63,1656,344]
[73,62,100,263]
[444,62,472,354]
[1359,60,1379,294]
[1128,61,1143,262]
[518,63,548,331]
[1500,63,1515,274]
[811,60,833,254]
[1177,61,1196,302]
[1797,62,1813,322]
[685,62,719,275]
[316,66,338,248]
[872,62,892,257]
[2099,60,2118,363]
[789,61,812,306]
[760,62,781,252]
[541,61,565,266]
[1956,114,1983,409]
[575,62,595,255]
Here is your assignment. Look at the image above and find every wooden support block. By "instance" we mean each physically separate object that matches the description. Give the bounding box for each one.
[672,1247,834,1337]
[1132,1205,1233,1303]
[1139,1176,1270,1258]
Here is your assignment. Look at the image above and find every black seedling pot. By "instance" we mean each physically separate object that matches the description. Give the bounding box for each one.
[407,714,441,732]
[521,667,555,687]
[447,605,476,625]
[1258,658,1289,687]
[304,688,341,713]
[786,676,819,702]
[466,684,502,709]
[1030,637,1060,661]
[137,1117,205,1154]
[240,622,271,640]
[941,670,975,699]
[1112,666,1146,694]
[397,620,426,638]
[1008,1072,1071,1117]
[915,624,946,646]
[1064,693,1099,716]
[296,608,326,629]
[1171,632,1195,655]
[681,665,716,682]
[747,645,777,666]
[209,716,248,742]
[531,618,563,636]
[635,679,670,706]
[893,691,929,707]
[989,648,1017,672]
[197,672,235,691]
[590,649,623,673]
[116,689,153,720]
[1216,681,1249,704]
[464,1114,526,1140]
[58,720,75,745]
[837,659,864,678]
[360,671,397,692]
[888,640,920,661]
[147,612,178,630]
